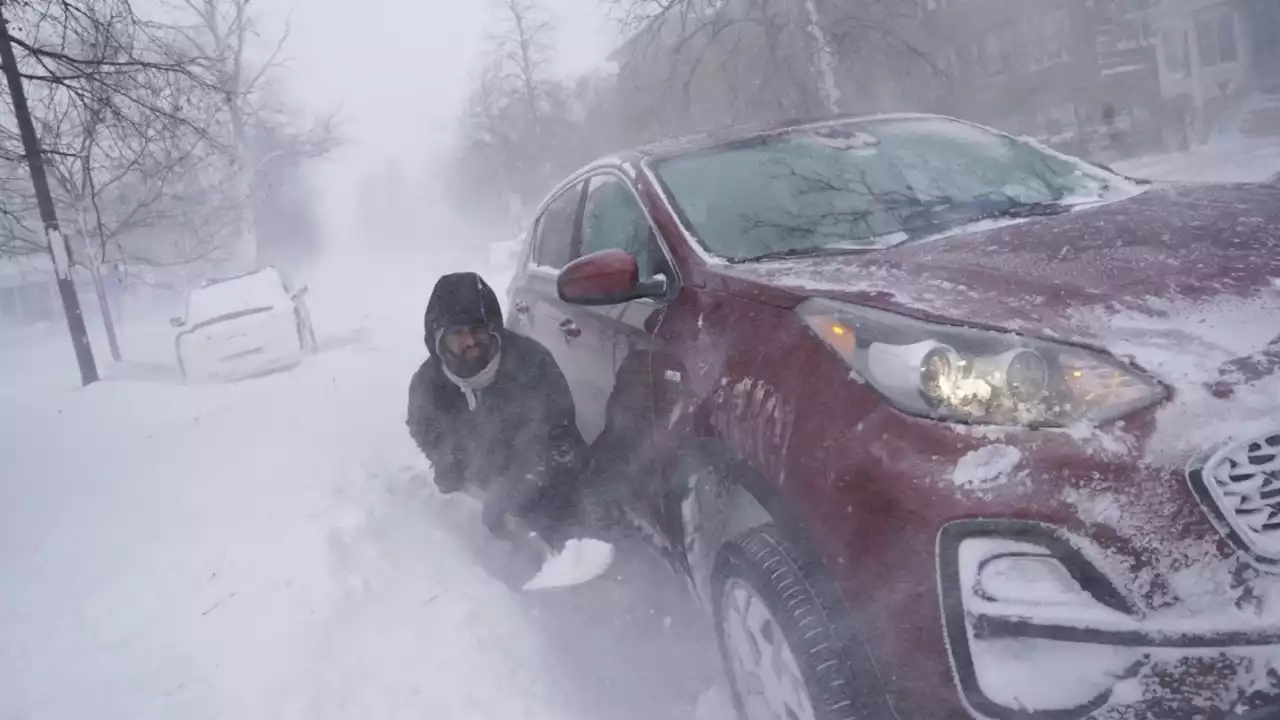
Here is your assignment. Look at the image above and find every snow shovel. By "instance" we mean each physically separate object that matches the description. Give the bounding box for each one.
[464,486,616,592]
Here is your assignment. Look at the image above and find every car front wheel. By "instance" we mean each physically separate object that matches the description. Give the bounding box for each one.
[713,525,893,720]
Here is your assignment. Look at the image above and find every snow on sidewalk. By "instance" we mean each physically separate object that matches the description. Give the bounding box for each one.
[1113,137,1280,183]
[0,322,579,720]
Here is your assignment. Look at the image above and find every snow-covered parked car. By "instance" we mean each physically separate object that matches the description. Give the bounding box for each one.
[171,266,317,382]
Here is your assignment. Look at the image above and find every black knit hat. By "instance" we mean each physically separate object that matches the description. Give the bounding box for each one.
[423,272,504,353]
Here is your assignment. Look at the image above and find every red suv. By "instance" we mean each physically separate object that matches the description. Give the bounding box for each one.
[505,113,1280,720]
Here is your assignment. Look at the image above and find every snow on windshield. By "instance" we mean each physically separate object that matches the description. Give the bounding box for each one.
[653,116,1131,262]
[185,268,289,325]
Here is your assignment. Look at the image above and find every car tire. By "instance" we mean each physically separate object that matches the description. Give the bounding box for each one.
[712,524,895,720]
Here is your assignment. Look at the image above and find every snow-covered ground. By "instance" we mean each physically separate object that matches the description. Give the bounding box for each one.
[1113,136,1280,183]
[0,249,725,720]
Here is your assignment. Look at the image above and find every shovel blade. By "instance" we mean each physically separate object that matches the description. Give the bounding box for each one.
[522,538,616,591]
[482,506,616,591]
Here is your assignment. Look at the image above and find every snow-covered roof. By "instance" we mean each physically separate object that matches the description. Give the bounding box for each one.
[185,266,289,325]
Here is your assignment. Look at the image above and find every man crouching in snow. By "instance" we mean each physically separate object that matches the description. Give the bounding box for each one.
[406,272,592,580]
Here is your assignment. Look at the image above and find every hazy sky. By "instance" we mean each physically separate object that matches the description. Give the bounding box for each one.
[255,0,620,243]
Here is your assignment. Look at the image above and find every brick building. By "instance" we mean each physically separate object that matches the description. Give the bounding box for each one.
[1146,0,1280,144]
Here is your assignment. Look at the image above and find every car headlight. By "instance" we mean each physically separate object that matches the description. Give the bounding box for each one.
[797,298,1165,427]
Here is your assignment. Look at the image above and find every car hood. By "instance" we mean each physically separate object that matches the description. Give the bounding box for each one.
[727,182,1280,462]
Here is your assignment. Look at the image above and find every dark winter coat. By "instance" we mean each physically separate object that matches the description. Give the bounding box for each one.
[406,273,586,537]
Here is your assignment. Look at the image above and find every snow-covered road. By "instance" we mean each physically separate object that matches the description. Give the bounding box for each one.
[0,258,725,720]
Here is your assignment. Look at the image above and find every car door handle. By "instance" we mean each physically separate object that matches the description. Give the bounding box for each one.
[558,318,581,339]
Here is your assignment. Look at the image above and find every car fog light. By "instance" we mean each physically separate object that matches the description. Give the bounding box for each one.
[944,529,1144,715]
[976,552,1089,606]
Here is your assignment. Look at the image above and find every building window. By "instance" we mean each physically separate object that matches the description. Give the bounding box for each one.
[1196,10,1239,67]
[1162,29,1190,78]
[1041,102,1078,141]
[1216,13,1239,63]
[1028,11,1071,69]
[982,34,1004,76]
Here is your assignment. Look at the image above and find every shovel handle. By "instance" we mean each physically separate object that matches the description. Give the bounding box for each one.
[460,482,554,558]
[502,513,555,558]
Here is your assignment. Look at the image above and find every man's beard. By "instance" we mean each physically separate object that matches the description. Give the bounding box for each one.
[442,336,498,379]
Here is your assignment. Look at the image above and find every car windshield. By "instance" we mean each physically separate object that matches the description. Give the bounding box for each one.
[651,117,1126,262]
[186,269,288,325]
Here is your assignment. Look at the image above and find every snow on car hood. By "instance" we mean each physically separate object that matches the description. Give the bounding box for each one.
[727,182,1280,463]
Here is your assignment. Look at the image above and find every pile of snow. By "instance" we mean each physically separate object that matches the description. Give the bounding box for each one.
[951,444,1023,491]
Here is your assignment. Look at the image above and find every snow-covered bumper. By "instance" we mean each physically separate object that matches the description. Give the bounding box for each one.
[176,310,306,382]
[931,427,1280,719]
[938,517,1280,720]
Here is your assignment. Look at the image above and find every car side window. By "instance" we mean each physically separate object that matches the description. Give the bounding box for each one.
[533,183,584,269]
[580,174,667,281]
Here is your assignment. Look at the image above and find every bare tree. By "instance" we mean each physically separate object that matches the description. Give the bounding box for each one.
[452,0,579,229]
[166,0,338,272]
[0,0,332,382]
[603,0,932,139]
[3,0,211,122]
[45,90,216,359]
[244,87,338,272]
[0,0,220,383]
[162,0,277,270]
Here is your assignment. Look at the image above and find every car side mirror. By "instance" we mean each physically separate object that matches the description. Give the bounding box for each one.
[169,316,185,328]
[557,249,665,306]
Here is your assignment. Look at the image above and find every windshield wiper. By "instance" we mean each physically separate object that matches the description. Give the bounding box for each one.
[989,200,1073,219]
[732,245,873,264]
[886,199,1075,251]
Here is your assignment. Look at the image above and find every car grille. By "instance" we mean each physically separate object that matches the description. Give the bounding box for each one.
[1189,432,1280,567]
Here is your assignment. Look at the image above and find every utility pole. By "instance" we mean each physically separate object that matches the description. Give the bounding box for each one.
[0,2,99,385]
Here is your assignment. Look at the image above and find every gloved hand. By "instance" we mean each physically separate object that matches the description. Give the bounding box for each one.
[481,474,543,536]
[433,467,467,495]
[481,483,515,535]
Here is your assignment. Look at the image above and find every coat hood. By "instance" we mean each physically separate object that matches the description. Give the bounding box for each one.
[423,272,504,353]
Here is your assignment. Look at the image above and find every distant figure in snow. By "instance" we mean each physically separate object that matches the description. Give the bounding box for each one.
[406,271,589,556]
